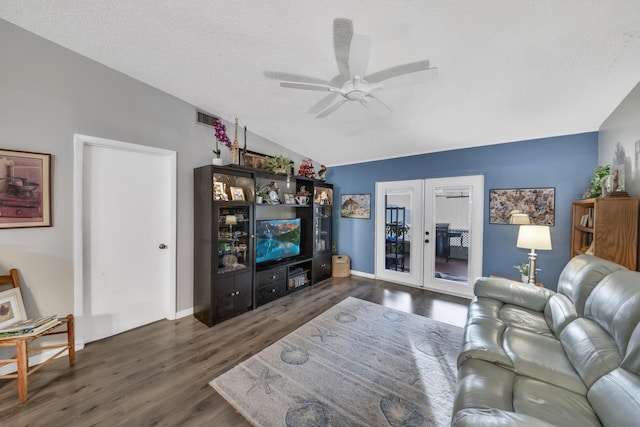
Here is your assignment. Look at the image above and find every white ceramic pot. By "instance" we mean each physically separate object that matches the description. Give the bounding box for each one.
[212,157,224,166]
[256,196,264,204]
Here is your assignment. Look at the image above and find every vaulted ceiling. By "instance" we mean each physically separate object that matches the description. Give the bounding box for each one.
[2,1,639,166]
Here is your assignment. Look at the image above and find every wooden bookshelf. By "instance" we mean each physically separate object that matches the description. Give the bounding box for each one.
[571,197,639,270]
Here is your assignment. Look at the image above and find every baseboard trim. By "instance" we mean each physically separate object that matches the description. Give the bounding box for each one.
[350,270,375,279]
[175,307,194,319]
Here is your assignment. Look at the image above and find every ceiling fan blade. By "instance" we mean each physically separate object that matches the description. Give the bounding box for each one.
[308,93,339,114]
[316,99,348,118]
[360,94,393,115]
[364,60,436,84]
[280,81,336,92]
[333,18,354,78]
[348,34,371,77]
[264,71,329,85]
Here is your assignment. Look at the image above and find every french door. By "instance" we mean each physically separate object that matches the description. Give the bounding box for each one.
[375,175,483,298]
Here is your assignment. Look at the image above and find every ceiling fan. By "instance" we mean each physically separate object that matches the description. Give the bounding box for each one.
[264,18,438,118]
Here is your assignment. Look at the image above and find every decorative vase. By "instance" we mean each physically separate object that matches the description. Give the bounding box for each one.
[212,157,224,166]
[521,274,528,283]
[256,196,263,204]
[232,118,240,165]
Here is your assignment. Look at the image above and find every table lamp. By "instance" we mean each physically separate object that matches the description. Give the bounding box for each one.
[225,214,237,230]
[516,225,552,286]
[509,210,530,224]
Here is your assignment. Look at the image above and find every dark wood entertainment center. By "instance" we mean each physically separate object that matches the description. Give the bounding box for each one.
[194,164,333,326]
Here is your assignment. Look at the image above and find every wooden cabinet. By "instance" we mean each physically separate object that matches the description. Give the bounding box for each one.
[194,165,255,326]
[312,183,333,281]
[571,197,639,270]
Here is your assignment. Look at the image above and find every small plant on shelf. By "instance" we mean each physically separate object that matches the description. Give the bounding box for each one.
[255,184,270,203]
[263,155,294,176]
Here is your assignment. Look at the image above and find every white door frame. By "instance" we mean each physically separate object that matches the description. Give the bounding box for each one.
[423,175,484,298]
[73,134,177,347]
[375,180,425,287]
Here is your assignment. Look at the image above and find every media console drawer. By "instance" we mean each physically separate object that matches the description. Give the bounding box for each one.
[256,281,286,306]
[256,268,286,288]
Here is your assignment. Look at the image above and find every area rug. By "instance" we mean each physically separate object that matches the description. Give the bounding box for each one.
[210,297,463,426]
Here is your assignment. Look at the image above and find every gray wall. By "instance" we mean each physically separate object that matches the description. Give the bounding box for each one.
[0,20,306,317]
[599,80,640,197]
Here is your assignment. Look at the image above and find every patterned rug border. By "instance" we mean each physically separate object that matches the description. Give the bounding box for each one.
[210,296,463,427]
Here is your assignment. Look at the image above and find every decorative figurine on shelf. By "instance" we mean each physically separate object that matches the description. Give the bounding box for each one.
[232,118,240,165]
[318,164,327,181]
[297,158,316,178]
[297,185,310,197]
[267,181,280,204]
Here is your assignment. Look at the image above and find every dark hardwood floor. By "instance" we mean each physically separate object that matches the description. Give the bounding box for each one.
[0,276,469,426]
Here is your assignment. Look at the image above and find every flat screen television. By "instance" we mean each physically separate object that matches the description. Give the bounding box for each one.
[256,218,302,264]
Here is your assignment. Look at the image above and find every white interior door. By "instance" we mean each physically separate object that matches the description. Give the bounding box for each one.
[74,135,176,344]
[423,175,483,298]
[375,180,424,286]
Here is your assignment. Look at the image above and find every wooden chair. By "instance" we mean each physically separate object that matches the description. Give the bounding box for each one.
[0,268,75,403]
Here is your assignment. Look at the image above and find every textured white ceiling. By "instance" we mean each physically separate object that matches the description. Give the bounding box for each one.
[2,1,640,166]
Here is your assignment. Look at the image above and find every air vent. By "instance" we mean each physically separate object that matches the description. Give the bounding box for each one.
[196,111,219,127]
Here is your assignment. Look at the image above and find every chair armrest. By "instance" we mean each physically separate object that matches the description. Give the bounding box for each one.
[474,277,555,311]
[452,408,558,427]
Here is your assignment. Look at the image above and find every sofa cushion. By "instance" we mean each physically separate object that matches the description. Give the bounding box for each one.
[452,408,558,426]
[503,327,587,395]
[474,277,554,311]
[560,318,621,388]
[584,270,640,357]
[588,368,640,427]
[555,255,627,317]
[458,298,554,368]
[455,359,600,427]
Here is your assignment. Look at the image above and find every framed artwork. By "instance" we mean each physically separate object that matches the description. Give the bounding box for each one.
[489,187,555,225]
[0,288,27,329]
[213,182,228,201]
[0,149,51,229]
[340,194,371,219]
[243,150,269,169]
[230,186,245,201]
[284,193,295,204]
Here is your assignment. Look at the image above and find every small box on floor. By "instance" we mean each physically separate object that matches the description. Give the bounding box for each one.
[332,255,350,278]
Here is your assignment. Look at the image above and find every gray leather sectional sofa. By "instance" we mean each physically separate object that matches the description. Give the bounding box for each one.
[452,254,640,426]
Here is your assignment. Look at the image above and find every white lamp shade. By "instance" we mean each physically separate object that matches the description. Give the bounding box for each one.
[510,213,531,224]
[225,215,237,226]
[517,225,552,250]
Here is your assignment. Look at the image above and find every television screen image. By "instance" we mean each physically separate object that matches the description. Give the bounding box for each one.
[256,218,302,264]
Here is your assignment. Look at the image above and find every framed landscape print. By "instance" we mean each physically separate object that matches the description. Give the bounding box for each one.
[0,149,51,229]
[489,187,555,225]
[340,194,371,219]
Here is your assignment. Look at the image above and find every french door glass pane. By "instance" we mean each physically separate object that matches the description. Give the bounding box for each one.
[433,185,470,282]
[385,192,412,272]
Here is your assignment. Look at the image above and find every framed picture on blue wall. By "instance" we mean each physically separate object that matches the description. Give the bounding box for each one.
[341,194,371,219]
[489,187,555,225]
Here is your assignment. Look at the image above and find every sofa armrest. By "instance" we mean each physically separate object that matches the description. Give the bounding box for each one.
[474,277,555,312]
[452,408,558,427]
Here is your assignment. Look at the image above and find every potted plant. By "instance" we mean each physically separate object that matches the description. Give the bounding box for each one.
[582,165,611,199]
[263,155,293,176]
[514,263,540,283]
[255,184,270,204]
[212,120,232,165]
[386,222,410,254]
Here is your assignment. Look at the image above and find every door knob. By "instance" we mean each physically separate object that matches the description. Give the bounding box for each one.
[159,243,167,249]
[425,231,430,235]
[425,239,430,243]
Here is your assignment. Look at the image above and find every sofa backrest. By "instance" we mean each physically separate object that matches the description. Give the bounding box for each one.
[545,254,627,335]
[583,272,640,426]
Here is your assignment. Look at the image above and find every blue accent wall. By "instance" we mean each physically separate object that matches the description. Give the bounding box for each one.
[325,132,598,291]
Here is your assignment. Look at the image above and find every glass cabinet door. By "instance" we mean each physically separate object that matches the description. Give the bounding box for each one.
[217,205,252,274]
[313,185,333,254]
